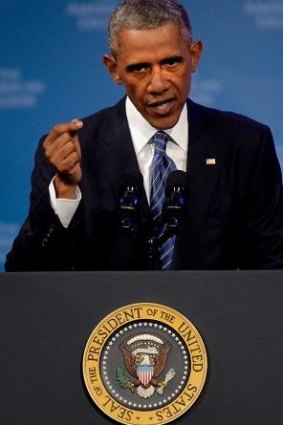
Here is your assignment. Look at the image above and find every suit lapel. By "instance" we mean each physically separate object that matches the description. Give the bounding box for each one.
[186,99,224,231]
[93,98,150,220]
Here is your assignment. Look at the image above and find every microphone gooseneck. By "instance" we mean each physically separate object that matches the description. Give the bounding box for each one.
[146,170,188,268]
[162,170,188,237]
[119,172,143,236]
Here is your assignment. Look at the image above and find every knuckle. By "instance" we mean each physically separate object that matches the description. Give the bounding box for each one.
[62,132,70,142]
[53,123,62,133]
[45,150,52,161]
[42,135,49,149]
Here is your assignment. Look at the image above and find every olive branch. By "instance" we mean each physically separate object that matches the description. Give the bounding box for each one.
[116,367,135,392]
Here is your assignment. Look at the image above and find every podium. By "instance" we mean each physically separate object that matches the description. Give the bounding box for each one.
[0,271,282,425]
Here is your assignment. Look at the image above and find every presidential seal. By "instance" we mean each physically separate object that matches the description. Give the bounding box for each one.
[82,303,208,425]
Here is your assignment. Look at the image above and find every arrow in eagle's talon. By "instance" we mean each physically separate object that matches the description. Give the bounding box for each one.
[156,368,176,395]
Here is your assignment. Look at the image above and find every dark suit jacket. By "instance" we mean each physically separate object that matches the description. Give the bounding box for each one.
[5,98,283,271]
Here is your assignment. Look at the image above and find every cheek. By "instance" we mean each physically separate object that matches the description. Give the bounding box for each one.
[177,74,191,98]
[126,83,146,103]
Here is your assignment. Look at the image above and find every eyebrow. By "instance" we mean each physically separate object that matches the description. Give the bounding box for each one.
[160,55,184,65]
[126,55,184,72]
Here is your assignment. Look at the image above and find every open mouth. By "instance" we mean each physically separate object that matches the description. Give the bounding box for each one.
[148,98,175,115]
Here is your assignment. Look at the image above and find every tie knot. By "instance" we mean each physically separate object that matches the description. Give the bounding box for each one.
[153,131,168,155]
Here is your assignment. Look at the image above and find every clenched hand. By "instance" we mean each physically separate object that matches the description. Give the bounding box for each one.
[43,119,83,198]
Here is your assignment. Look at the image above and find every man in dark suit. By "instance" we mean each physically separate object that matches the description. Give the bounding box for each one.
[5,0,283,271]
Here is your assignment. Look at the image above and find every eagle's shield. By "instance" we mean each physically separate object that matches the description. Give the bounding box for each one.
[137,365,154,386]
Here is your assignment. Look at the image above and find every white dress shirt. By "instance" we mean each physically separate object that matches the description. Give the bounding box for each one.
[50,97,189,227]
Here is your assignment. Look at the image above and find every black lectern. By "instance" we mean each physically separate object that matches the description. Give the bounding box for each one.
[0,271,282,425]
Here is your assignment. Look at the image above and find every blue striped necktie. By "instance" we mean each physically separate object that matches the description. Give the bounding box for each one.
[150,131,176,270]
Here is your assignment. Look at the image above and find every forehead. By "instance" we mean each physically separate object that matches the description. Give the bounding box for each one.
[115,22,189,61]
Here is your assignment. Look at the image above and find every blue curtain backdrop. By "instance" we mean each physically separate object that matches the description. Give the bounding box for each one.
[1,0,283,270]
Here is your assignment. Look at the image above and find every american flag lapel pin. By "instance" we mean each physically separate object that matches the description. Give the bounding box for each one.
[206,158,216,165]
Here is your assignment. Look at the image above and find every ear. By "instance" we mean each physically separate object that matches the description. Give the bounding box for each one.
[103,54,123,85]
[190,40,203,73]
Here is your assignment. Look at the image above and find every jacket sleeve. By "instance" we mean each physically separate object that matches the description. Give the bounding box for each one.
[239,125,283,268]
[5,137,78,271]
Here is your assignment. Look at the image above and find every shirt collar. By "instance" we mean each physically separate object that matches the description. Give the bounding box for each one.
[126,97,188,154]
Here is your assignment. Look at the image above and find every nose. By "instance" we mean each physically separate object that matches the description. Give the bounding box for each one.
[148,66,169,94]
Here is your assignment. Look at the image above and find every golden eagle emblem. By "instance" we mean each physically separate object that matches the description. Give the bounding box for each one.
[117,333,175,399]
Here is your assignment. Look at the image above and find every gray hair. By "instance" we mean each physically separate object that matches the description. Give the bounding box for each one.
[108,0,193,57]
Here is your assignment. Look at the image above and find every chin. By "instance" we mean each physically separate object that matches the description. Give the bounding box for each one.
[150,117,179,130]
[148,109,182,130]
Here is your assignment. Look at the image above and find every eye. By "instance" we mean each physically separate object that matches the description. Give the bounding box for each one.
[164,60,177,67]
[127,63,150,74]
[161,56,183,68]
[134,65,148,73]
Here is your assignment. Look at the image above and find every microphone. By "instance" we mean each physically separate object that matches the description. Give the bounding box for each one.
[163,170,188,233]
[148,170,188,266]
[119,171,143,236]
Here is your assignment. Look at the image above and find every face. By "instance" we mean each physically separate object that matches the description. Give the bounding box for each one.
[104,22,202,130]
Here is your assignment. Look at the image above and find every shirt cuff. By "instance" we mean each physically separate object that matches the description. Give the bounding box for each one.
[49,178,81,228]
